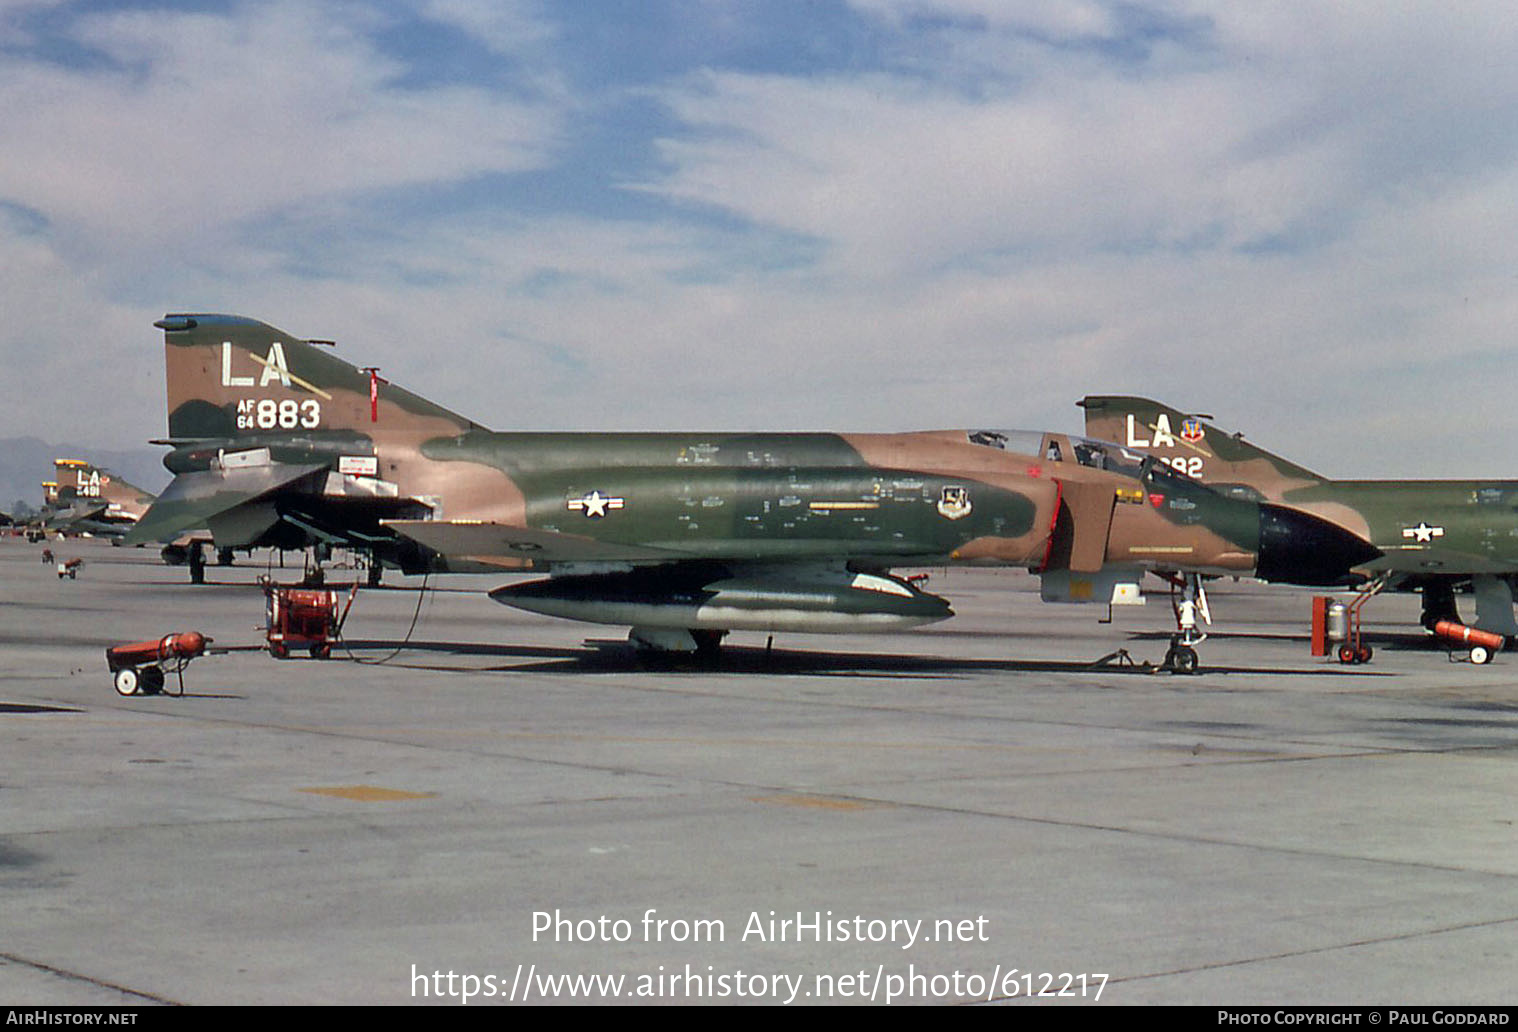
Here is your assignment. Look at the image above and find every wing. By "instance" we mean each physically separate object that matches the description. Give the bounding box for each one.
[383,517,953,568]
[383,519,687,566]
[1358,547,1518,577]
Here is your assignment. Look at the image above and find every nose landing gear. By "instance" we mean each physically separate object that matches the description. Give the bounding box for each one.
[1162,573,1209,674]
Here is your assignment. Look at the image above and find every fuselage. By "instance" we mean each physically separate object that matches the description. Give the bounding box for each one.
[159,425,1379,584]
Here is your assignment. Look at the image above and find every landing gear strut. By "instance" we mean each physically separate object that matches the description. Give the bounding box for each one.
[628,627,729,662]
[302,543,331,588]
[1420,579,1459,631]
[1162,573,1209,674]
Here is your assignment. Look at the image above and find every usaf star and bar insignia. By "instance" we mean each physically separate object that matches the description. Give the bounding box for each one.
[1402,522,1444,544]
[567,490,625,518]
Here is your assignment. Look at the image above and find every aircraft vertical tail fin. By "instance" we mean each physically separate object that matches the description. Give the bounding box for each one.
[157,314,483,441]
[52,459,155,520]
[1078,395,1327,502]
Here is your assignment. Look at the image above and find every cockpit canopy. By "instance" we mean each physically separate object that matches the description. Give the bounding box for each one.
[967,429,1151,478]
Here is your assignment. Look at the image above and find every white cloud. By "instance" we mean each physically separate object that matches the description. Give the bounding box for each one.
[0,0,566,445]
[600,3,1518,472]
[0,2,560,254]
[650,66,1358,278]
[419,0,557,58]
[5,2,1518,477]
[646,2,1518,283]
[849,0,1125,39]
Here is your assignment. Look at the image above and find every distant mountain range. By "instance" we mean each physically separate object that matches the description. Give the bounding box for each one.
[0,437,170,516]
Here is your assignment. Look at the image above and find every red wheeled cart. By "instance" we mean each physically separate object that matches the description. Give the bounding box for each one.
[106,631,210,696]
[262,579,358,659]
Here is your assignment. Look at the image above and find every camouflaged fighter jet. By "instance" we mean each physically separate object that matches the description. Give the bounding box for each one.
[124,315,1375,665]
[27,458,155,541]
[1080,395,1518,647]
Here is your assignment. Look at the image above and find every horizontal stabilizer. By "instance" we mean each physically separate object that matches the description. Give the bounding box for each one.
[42,502,108,528]
[123,462,327,544]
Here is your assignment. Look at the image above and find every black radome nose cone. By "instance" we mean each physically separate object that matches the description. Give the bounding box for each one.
[1256,504,1382,586]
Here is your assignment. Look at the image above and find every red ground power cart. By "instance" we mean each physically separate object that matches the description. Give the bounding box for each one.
[262,579,359,659]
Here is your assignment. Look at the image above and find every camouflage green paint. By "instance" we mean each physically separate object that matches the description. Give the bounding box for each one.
[128,318,1376,619]
[1081,396,1518,575]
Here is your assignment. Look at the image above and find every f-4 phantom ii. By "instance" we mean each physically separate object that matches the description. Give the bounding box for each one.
[29,458,155,541]
[1081,395,1518,658]
[126,315,1375,667]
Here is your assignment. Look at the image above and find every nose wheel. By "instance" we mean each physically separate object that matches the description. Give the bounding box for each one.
[1161,573,1210,674]
[1163,641,1199,674]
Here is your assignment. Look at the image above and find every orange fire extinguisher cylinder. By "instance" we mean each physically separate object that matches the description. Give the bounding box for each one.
[106,631,211,670]
[157,631,209,659]
[1430,620,1504,651]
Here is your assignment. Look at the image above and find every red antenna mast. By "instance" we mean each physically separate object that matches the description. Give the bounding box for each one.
[360,367,387,423]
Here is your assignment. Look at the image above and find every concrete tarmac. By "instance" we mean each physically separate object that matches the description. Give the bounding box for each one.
[2,536,1516,1006]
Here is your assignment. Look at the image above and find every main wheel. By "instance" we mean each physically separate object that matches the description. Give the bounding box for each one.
[691,629,726,657]
[113,668,139,696]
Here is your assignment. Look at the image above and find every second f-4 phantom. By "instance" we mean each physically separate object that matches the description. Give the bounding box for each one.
[31,458,155,541]
[126,315,1375,665]
[1081,395,1518,651]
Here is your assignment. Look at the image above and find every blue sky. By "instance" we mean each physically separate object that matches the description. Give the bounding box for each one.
[5,1,1518,475]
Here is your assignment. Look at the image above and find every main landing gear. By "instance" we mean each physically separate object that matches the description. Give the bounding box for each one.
[1161,573,1209,674]
[628,627,728,663]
